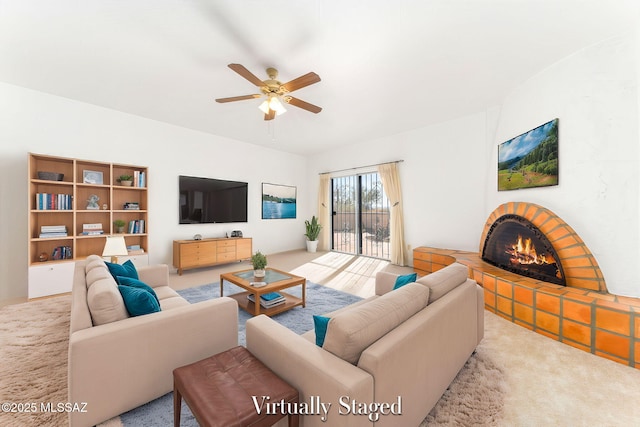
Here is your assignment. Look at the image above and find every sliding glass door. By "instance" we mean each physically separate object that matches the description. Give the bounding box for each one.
[331,173,390,259]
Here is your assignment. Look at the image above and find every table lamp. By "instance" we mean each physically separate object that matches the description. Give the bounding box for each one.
[102,235,128,263]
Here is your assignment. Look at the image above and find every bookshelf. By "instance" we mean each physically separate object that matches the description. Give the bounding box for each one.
[28,153,149,298]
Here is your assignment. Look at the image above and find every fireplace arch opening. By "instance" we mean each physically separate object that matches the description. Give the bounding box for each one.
[482,214,565,285]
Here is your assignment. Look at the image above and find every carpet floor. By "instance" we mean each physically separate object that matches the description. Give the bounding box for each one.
[3,280,639,426]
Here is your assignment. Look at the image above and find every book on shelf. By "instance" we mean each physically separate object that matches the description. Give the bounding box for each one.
[247,292,286,308]
[81,223,103,235]
[35,193,72,210]
[39,225,68,238]
[81,230,104,235]
[127,249,145,255]
[127,219,145,234]
[132,171,146,188]
[124,202,140,210]
[51,245,72,260]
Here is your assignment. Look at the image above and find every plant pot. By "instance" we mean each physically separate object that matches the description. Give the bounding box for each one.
[254,269,266,278]
[120,180,133,187]
[116,226,125,233]
[306,240,319,253]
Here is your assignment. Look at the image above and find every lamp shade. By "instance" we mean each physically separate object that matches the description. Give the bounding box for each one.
[102,235,128,263]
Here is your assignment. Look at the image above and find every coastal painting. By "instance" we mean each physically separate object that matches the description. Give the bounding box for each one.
[498,118,559,191]
[262,183,297,219]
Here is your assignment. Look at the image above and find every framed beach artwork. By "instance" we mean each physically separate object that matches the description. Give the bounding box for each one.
[498,118,559,191]
[262,183,297,219]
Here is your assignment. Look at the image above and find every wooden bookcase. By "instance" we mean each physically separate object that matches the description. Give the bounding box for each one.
[28,153,149,298]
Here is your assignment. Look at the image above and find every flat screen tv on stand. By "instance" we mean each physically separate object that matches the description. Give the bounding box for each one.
[179,175,248,224]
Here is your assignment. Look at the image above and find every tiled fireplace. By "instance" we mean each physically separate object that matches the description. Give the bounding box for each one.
[413,202,639,369]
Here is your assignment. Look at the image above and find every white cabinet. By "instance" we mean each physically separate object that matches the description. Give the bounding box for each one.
[28,261,75,299]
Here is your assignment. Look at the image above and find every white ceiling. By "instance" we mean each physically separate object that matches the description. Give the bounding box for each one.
[1,0,639,155]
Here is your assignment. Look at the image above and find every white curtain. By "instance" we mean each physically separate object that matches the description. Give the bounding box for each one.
[378,163,407,266]
[317,173,331,251]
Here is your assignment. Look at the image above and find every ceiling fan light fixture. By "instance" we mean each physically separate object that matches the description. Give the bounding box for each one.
[258,99,270,114]
[269,97,287,115]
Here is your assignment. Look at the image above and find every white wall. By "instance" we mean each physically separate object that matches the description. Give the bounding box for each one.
[309,112,489,257]
[487,32,639,297]
[0,82,309,300]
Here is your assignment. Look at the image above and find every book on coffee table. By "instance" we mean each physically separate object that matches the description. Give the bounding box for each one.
[247,292,285,308]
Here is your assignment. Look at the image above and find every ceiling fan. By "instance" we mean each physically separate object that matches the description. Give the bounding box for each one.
[215,63,322,121]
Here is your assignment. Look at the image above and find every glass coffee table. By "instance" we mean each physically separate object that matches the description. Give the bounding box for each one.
[220,267,306,316]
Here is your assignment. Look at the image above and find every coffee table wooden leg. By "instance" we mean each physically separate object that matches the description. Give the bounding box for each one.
[220,276,224,297]
[302,280,306,308]
[254,291,260,316]
[174,384,182,427]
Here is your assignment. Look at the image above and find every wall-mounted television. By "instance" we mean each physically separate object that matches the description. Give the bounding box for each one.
[179,175,248,224]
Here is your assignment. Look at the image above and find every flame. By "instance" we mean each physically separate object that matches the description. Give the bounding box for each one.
[506,235,556,266]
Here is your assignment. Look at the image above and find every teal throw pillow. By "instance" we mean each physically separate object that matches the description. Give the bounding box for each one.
[313,315,331,347]
[116,276,160,305]
[118,285,161,317]
[106,259,139,280]
[393,273,417,290]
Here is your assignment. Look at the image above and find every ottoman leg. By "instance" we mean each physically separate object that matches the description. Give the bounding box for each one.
[174,384,182,427]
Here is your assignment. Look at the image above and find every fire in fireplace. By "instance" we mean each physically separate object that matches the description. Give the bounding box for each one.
[482,214,565,285]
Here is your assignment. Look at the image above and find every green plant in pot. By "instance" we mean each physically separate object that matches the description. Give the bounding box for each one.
[113,219,126,233]
[251,251,267,278]
[118,174,133,186]
[304,215,322,253]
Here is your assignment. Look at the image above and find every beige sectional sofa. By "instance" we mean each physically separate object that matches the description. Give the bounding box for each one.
[68,255,239,427]
[246,262,484,427]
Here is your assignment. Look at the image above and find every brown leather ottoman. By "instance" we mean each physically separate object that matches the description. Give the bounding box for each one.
[173,346,299,427]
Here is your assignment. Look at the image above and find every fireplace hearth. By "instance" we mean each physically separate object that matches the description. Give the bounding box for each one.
[482,214,565,285]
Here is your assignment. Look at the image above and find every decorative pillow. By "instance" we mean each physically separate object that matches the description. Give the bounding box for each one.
[116,276,160,304]
[118,285,161,317]
[322,283,430,364]
[313,315,331,347]
[87,277,129,325]
[416,262,469,303]
[105,260,138,281]
[392,273,417,290]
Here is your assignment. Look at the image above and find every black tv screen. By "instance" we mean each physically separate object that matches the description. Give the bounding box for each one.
[179,175,248,224]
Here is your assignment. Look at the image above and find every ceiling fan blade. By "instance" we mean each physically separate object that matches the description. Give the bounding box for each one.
[264,109,276,121]
[228,63,265,87]
[285,96,322,114]
[281,72,321,93]
[215,94,262,103]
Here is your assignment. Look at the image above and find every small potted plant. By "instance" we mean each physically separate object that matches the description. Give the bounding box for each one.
[304,215,322,252]
[118,174,133,186]
[251,251,267,278]
[113,219,126,233]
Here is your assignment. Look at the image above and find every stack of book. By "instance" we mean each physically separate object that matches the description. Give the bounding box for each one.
[35,193,72,210]
[39,225,68,238]
[51,245,72,260]
[247,292,286,309]
[81,223,104,235]
[127,244,145,255]
[124,202,140,210]
[127,219,145,234]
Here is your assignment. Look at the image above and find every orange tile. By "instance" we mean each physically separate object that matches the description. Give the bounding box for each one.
[562,319,592,346]
[564,293,596,304]
[546,226,572,243]
[514,302,533,324]
[472,270,483,284]
[636,316,640,339]
[616,295,640,308]
[566,278,602,292]
[537,328,559,341]
[536,292,561,315]
[563,299,592,324]
[484,290,496,310]
[496,280,513,298]
[515,202,528,217]
[552,234,580,249]
[596,299,631,311]
[595,308,630,335]
[557,245,588,259]
[595,330,630,359]
[497,296,513,317]
[562,339,591,354]
[514,285,533,306]
[482,275,496,292]
[514,319,534,331]
[594,350,628,366]
[536,311,560,335]
[636,341,640,363]
[562,256,596,269]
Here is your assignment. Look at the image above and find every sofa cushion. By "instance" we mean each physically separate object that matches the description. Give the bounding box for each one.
[116,276,160,304]
[86,266,112,290]
[322,282,430,364]
[85,256,107,274]
[105,260,139,281]
[118,285,161,317]
[87,277,129,325]
[393,273,417,290]
[416,262,469,303]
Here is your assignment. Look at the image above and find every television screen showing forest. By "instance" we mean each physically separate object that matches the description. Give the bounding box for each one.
[498,118,558,191]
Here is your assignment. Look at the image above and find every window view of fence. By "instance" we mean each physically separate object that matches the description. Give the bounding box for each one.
[332,172,390,259]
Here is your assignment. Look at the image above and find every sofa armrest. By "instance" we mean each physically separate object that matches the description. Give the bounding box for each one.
[375,271,400,296]
[246,315,374,427]
[69,297,238,427]
[136,264,170,288]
